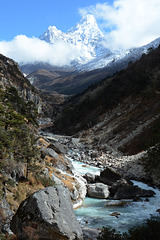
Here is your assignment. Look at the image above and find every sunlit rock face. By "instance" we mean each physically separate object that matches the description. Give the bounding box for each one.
[11,186,83,240]
[39,137,87,209]
[87,183,110,199]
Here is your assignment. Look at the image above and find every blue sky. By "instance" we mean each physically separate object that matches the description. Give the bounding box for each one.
[1,0,160,66]
[0,0,112,41]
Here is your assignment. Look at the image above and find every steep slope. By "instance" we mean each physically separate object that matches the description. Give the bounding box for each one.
[79,36,160,71]
[0,54,65,116]
[27,67,111,95]
[52,46,160,155]
[20,14,160,96]
[25,37,160,96]
[0,55,86,238]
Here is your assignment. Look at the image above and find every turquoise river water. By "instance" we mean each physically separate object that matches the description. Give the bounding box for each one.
[72,160,160,232]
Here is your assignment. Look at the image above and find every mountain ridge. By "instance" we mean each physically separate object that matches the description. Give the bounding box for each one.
[26,37,160,96]
[22,15,160,97]
[39,14,107,65]
[38,14,160,72]
[51,45,160,157]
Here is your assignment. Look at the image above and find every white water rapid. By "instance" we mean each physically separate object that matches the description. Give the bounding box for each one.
[72,160,160,232]
[40,131,160,232]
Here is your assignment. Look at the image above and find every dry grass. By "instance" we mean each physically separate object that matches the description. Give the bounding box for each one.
[38,138,50,148]
[5,173,44,212]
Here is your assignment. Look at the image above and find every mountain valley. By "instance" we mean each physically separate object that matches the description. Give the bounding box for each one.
[0,15,160,240]
[50,45,160,184]
[22,14,160,97]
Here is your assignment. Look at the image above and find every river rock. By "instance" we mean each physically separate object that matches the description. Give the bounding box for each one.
[87,183,109,199]
[99,167,122,185]
[84,173,96,183]
[41,146,73,172]
[109,178,132,196]
[47,142,68,154]
[110,212,121,218]
[114,184,155,200]
[10,185,83,240]
[0,198,13,234]
[72,173,87,209]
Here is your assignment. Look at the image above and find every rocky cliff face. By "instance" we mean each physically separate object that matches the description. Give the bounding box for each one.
[0,54,63,117]
[0,54,41,111]
[0,54,85,239]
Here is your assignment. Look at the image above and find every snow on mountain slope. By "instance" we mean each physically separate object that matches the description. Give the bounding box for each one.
[39,14,160,72]
[77,37,160,72]
[39,14,111,65]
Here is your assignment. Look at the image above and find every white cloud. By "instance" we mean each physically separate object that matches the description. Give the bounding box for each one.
[79,0,160,49]
[1,0,160,67]
[0,35,80,66]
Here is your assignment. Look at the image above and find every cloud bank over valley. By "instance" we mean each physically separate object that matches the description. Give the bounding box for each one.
[0,35,80,66]
[1,0,160,66]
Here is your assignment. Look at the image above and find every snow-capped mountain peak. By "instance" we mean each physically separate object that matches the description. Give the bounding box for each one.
[80,14,97,26]
[68,14,100,33]
[38,14,160,71]
[67,14,104,43]
[39,14,107,63]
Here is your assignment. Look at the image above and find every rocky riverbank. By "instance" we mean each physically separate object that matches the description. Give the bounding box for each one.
[39,131,157,202]
[1,130,159,240]
[42,132,153,185]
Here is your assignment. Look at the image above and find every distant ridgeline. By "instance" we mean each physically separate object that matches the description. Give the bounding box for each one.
[53,46,160,154]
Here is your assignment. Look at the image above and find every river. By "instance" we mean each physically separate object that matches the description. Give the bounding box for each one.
[72,159,160,232]
[41,131,160,232]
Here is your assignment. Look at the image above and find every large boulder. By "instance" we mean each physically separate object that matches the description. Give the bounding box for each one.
[109,178,132,197]
[87,183,109,199]
[114,184,155,200]
[99,167,121,185]
[10,185,83,240]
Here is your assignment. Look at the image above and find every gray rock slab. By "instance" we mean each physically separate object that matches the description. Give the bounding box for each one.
[11,185,83,240]
[114,184,155,200]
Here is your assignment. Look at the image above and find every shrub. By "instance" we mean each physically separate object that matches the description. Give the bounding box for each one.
[125,216,160,240]
[98,226,123,240]
[34,174,55,187]
[142,143,160,172]
[98,217,160,240]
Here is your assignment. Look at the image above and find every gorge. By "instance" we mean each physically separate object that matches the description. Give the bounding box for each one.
[0,40,160,240]
[41,132,160,232]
